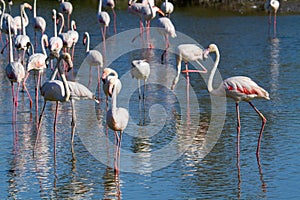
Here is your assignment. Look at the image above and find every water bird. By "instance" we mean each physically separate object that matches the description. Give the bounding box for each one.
[265,0,280,37]
[131,59,150,99]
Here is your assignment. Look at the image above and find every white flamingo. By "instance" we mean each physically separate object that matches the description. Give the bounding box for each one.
[103,0,117,34]
[59,0,73,30]
[5,16,32,118]
[204,43,270,156]
[131,59,150,99]
[265,0,280,37]
[83,32,103,96]
[58,12,73,53]
[98,0,110,42]
[13,2,32,35]
[128,0,148,34]
[32,0,46,49]
[171,44,208,90]
[67,20,79,60]
[157,16,176,63]
[15,3,31,64]
[160,0,174,17]
[102,68,121,111]
[105,70,129,173]
[49,9,63,58]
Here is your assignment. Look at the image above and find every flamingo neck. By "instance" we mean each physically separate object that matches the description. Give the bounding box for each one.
[111,80,119,114]
[0,0,5,29]
[171,55,182,89]
[98,0,102,13]
[41,35,47,56]
[53,10,57,37]
[21,6,26,35]
[33,0,37,18]
[52,56,70,101]
[8,18,13,63]
[85,33,90,52]
[207,49,220,93]
[58,13,64,34]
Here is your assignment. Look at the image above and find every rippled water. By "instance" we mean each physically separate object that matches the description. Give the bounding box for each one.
[0,0,300,199]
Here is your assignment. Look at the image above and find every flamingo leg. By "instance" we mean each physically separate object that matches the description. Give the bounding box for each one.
[114,131,120,173]
[138,79,141,100]
[97,65,101,99]
[22,80,33,109]
[112,8,117,34]
[71,99,76,143]
[236,102,241,157]
[35,100,47,154]
[88,66,92,88]
[274,12,277,38]
[11,82,15,107]
[248,102,267,156]
[54,102,59,161]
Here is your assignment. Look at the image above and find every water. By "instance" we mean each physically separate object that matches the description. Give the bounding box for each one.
[1,1,300,199]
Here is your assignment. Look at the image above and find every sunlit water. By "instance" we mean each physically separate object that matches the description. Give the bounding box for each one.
[0,1,300,199]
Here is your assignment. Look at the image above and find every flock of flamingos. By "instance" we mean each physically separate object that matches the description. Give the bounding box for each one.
[2,0,279,173]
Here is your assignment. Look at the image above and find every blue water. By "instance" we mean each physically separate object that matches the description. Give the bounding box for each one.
[0,1,300,199]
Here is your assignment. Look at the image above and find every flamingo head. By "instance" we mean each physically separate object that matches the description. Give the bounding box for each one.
[22,3,32,10]
[204,43,218,58]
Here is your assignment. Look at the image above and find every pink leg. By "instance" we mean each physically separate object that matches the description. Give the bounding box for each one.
[97,65,101,99]
[22,80,33,109]
[236,102,241,157]
[248,102,267,156]
[54,102,59,161]
[88,66,92,88]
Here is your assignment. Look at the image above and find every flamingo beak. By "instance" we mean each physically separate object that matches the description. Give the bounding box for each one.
[203,49,210,59]
[155,7,165,16]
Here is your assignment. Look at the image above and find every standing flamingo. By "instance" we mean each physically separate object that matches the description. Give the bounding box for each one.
[49,9,63,59]
[204,43,270,156]
[131,59,150,99]
[105,70,129,173]
[83,32,103,96]
[58,12,73,53]
[98,0,110,43]
[102,68,121,111]
[59,0,73,30]
[23,34,48,120]
[67,20,79,60]
[160,0,174,18]
[265,0,280,37]
[13,2,32,35]
[32,0,46,50]
[157,16,176,63]
[103,0,117,34]
[15,3,32,65]
[128,0,148,35]
[171,44,208,90]
[5,17,32,121]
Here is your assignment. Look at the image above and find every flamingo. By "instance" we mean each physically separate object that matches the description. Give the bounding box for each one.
[59,0,73,30]
[23,34,48,119]
[103,0,117,34]
[128,0,148,35]
[5,16,32,120]
[83,32,103,96]
[265,0,279,37]
[98,0,110,43]
[204,43,270,156]
[13,2,32,35]
[171,44,208,90]
[157,16,176,63]
[105,70,129,173]
[32,0,46,50]
[160,0,174,18]
[131,59,150,99]
[58,12,73,53]
[49,9,63,59]
[14,3,32,65]
[102,68,121,111]
[67,20,79,60]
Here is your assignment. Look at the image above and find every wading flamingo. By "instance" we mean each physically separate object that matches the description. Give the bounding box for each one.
[105,70,129,173]
[58,12,73,53]
[103,0,117,34]
[128,0,147,35]
[83,32,103,96]
[5,17,32,121]
[204,43,270,156]
[265,0,280,37]
[98,0,110,43]
[32,0,46,50]
[13,2,31,35]
[67,20,79,60]
[131,59,150,99]
[59,0,73,30]
[49,9,63,61]
[160,0,174,17]
[171,44,208,90]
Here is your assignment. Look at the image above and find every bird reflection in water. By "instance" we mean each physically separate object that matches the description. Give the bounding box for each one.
[103,166,122,200]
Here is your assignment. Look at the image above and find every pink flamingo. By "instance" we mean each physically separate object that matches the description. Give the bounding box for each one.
[103,0,117,34]
[58,12,73,54]
[171,44,208,90]
[5,17,32,121]
[160,0,174,18]
[49,9,63,62]
[128,0,148,35]
[105,70,129,173]
[13,2,32,35]
[265,0,280,37]
[67,20,79,60]
[59,0,73,30]
[32,0,46,50]
[204,44,270,156]
[98,0,110,43]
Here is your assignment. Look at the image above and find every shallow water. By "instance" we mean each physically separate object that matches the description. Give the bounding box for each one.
[0,1,300,199]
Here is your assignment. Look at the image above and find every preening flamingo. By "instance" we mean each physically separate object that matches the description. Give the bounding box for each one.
[157,16,176,63]
[98,0,110,42]
[204,43,270,156]
[171,44,208,90]
[103,0,117,34]
[105,70,129,173]
[102,68,121,111]
[13,3,32,35]
[160,0,174,17]
[14,3,32,64]
[33,0,46,49]
[59,0,73,30]
[83,32,103,96]
[265,0,280,37]
[131,59,150,99]
[49,9,63,58]
[5,17,32,119]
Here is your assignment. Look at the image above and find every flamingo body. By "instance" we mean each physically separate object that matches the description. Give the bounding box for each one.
[161,0,174,17]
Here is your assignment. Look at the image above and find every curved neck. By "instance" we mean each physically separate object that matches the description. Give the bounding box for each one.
[111,79,119,113]
[58,57,70,102]
[171,55,181,89]
[207,49,220,93]
[85,33,90,52]
[58,13,64,34]
[98,0,102,13]
[41,34,47,56]
[33,0,37,17]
